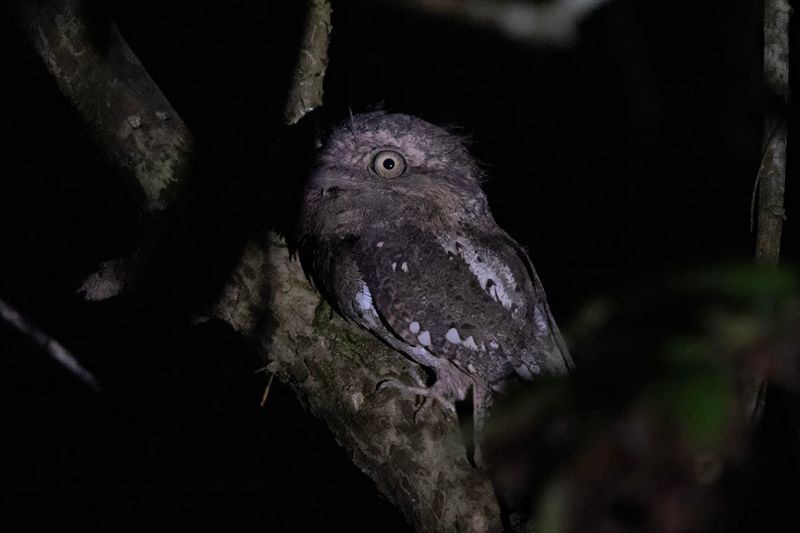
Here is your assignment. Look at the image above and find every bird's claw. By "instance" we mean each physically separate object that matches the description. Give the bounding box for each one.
[376,377,457,421]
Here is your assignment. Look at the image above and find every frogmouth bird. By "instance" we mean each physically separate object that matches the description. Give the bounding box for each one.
[298,112,573,463]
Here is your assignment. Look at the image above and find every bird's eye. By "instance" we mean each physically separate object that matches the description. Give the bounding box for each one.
[371,150,406,179]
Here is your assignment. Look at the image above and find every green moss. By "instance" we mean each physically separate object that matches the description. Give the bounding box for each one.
[645,360,734,452]
[536,477,569,533]
[310,300,385,366]
[311,299,335,331]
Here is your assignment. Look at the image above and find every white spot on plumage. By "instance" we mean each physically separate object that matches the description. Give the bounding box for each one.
[391,262,397,271]
[351,391,365,410]
[409,321,420,334]
[435,236,517,310]
[355,282,378,326]
[445,328,461,344]
[533,306,548,333]
[463,336,479,351]
[376,241,384,248]
[401,262,409,273]
[356,282,374,311]
[467,363,477,373]
[489,341,499,349]
[490,285,501,302]
[417,330,431,346]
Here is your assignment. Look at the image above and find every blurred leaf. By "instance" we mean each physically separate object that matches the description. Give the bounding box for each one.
[704,310,765,350]
[679,267,797,301]
[571,298,615,332]
[666,336,713,364]
[675,372,731,450]
[648,359,733,451]
[536,477,568,533]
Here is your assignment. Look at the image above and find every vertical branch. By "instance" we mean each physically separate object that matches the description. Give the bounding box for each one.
[748,0,792,422]
[284,0,332,125]
[756,0,791,265]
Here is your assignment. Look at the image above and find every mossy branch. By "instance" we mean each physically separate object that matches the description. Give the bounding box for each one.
[213,234,503,532]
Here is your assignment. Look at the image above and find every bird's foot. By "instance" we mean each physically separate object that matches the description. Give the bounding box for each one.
[376,378,457,422]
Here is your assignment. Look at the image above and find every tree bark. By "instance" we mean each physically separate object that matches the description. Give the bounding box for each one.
[9,0,193,299]
[10,0,192,213]
[756,0,791,266]
[11,0,504,529]
[748,0,792,422]
[284,0,331,125]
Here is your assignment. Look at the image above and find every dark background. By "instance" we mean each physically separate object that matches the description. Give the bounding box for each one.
[0,1,796,531]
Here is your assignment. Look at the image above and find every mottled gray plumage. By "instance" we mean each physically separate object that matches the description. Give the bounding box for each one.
[298,112,573,462]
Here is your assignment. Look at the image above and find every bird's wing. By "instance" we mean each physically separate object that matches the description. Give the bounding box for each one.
[483,231,575,375]
[350,224,545,384]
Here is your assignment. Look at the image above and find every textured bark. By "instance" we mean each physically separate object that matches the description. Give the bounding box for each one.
[756,0,791,266]
[749,0,791,422]
[10,0,192,213]
[10,0,193,299]
[214,234,503,532]
[284,0,331,125]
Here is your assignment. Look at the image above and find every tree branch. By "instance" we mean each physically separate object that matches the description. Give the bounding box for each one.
[9,0,193,299]
[284,0,331,125]
[756,0,790,266]
[0,298,100,391]
[748,0,792,422]
[213,235,503,532]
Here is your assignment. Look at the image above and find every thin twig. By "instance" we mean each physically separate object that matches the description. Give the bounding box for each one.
[260,372,275,407]
[0,298,100,391]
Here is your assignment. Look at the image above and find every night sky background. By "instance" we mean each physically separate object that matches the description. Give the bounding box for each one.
[0,1,798,531]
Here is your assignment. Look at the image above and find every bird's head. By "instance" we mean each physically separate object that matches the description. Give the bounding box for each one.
[308,112,488,208]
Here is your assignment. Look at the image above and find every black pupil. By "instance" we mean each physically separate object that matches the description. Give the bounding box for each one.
[382,158,395,170]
